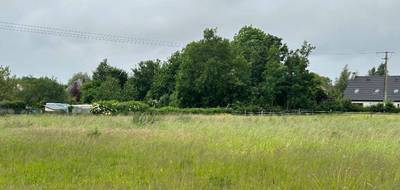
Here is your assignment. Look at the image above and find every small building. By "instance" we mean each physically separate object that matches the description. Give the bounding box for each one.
[45,103,70,113]
[71,104,92,114]
[45,103,92,114]
[344,76,400,107]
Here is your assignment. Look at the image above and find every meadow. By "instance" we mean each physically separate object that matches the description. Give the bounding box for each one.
[0,114,400,189]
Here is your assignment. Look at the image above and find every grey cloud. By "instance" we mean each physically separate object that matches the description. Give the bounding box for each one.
[1,0,399,83]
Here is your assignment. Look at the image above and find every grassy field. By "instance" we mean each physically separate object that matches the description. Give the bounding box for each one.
[0,114,400,189]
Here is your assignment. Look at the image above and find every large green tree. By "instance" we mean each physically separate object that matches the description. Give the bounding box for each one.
[175,28,250,108]
[81,59,127,103]
[232,26,288,105]
[124,60,161,101]
[334,65,352,97]
[94,77,122,101]
[0,66,17,101]
[16,77,68,107]
[147,52,182,105]
[92,59,128,88]
[276,42,318,109]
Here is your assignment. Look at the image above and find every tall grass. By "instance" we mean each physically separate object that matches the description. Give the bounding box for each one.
[0,114,400,189]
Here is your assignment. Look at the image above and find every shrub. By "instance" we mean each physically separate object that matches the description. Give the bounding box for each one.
[368,103,385,112]
[91,100,119,115]
[116,101,150,114]
[0,101,26,113]
[315,99,344,112]
[384,102,399,113]
[366,102,400,113]
[91,100,149,115]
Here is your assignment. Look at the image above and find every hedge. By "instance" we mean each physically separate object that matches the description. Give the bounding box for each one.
[90,101,233,115]
[0,101,26,112]
[90,100,400,115]
[91,100,149,115]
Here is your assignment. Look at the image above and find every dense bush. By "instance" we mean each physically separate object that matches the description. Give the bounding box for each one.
[16,77,68,108]
[90,100,400,116]
[115,101,150,114]
[91,100,119,115]
[0,101,26,113]
[0,101,26,114]
[91,100,149,115]
[366,102,399,113]
[383,102,399,113]
[368,103,385,112]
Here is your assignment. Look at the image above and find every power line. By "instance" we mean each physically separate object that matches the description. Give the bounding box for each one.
[310,51,378,56]
[0,21,181,47]
[1,21,397,57]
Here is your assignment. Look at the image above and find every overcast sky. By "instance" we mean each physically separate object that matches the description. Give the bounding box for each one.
[1,0,399,83]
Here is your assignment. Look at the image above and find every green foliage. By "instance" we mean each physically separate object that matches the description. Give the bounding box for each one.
[230,103,267,113]
[91,100,149,115]
[384,102,398,113]
[0,66,17,101]
[92,59,128,88]
[3,27,390,113]
[147,52,182,105]
[315,98,354,112]
[16,77,68,108]
[368,103,385,112]
[81,81,98,103]
[81,59,127,103]
[175,28,250,108]
[334,65,352,97]
[366,102,399,113]
[368,63,386,76]
[128,60,161,101]
[233,26,287,85]
[91,100,118,115]
[116,101,150,114]
[94,77,122,101]
[277,42,317,109]
[121,78,137,101]
[0,101,26,113]
[233,26,288,106]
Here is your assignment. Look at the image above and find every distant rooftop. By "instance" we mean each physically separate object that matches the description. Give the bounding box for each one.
[344,76,400,102]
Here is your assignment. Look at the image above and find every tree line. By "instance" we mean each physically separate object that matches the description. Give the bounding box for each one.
[1,26,359,111]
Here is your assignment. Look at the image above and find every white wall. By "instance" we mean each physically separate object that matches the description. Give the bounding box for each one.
[352,101,400,108]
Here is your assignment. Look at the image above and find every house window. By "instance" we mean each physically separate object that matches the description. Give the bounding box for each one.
[374,89,380,94]
[394,89,399,94]
[354,89,359,94]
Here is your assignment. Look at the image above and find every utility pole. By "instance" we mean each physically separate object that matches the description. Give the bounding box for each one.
[377,51,395,104]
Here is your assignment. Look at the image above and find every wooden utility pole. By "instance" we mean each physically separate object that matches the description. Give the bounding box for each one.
[377,51,395,104]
